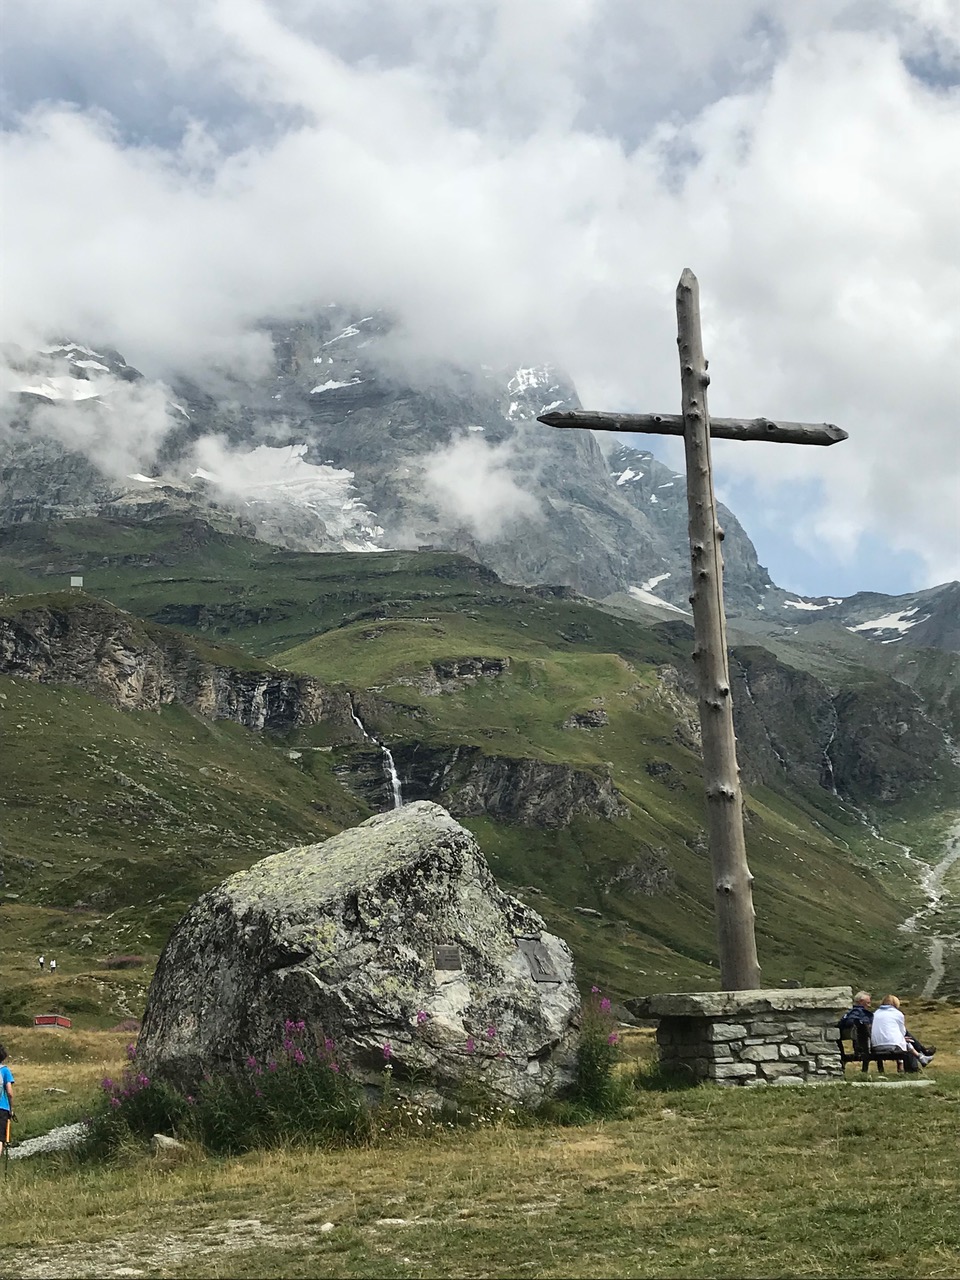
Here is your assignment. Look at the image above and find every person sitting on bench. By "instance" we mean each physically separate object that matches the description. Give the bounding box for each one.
[838,990,874,1038]
[871,995,934,1071]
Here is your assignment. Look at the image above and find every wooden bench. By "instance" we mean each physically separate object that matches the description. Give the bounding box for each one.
[837,1022,905,1074]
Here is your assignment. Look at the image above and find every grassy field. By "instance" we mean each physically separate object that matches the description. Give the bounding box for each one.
[2,1008,959,1279]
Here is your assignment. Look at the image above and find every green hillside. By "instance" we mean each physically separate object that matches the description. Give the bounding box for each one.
[1,515,955,1023]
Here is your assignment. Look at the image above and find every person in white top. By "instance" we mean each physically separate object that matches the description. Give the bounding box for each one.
[871,995,933,1070]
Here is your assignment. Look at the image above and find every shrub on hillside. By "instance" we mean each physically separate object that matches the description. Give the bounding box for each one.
[101,955,145,970]
[0,984,32,1027]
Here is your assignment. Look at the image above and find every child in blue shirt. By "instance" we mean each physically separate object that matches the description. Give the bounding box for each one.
[0,1042,14,1157]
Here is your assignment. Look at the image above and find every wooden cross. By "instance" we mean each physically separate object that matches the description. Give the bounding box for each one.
[539,269,846,991]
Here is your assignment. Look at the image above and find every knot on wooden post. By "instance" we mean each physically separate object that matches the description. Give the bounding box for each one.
[706,785,738,801]
[715,877,736,895]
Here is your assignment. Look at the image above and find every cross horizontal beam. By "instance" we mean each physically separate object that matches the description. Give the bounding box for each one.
[538,409,846,446]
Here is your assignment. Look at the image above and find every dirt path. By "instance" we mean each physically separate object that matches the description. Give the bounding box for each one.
[5,1216,320,1279]
[899,817,960,998]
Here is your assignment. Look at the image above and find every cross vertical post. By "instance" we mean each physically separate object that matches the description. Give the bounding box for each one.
[676,269,760,990]
[538,269,846,992]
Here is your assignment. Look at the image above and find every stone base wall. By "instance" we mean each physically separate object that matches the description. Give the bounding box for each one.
[626,987,851,1087]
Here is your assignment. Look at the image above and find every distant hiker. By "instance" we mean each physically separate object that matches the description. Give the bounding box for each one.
[0,1043,14,1158]
[49,959,57,975]
[38,955,45,971]
[871,995,935,1071]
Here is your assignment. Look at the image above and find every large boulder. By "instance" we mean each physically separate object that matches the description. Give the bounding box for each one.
[137,802,580,1104]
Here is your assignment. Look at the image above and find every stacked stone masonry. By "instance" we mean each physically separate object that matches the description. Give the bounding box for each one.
[626,987,851,1086]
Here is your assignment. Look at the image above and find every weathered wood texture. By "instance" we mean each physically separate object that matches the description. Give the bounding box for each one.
[676,268,761,991]
[537,410,846,446]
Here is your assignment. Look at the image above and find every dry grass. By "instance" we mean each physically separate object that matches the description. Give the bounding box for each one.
[2,1009,959,1279]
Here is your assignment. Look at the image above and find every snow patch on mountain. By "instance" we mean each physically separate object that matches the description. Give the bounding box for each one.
[508,367,551,394]
[18,376,102,402]
[847,608,929,636]
[783,599,828,611]
[310,378,363,393]
[628,585,689,615]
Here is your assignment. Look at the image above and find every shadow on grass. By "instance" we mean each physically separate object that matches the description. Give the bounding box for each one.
[632,1060,700,1092]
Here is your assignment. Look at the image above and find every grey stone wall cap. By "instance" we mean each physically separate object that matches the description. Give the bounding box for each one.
[626,987,853,1018]
[223,801,468,909]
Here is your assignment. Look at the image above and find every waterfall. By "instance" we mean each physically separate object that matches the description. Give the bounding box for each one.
[350,704,403,809]
[382,745,404,809]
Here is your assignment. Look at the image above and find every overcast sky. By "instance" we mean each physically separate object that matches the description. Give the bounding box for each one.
[2,0,958,596]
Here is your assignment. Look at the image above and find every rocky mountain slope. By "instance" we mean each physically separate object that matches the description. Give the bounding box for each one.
[3,320,956,651]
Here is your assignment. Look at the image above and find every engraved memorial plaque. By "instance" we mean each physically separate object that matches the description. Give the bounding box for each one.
[516,935,561,983]
[433,943,463,971]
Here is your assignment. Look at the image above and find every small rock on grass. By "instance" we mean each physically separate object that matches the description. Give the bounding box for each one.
[151,1133,186,1153]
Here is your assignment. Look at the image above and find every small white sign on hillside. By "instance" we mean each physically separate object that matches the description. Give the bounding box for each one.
[70,576,83,590]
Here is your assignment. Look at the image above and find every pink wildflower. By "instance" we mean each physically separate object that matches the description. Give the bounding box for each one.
[416,1010,428,1026]
[607,1032,619,1046]
[382,1043,392,1060]
[329,1062,340,1073]
[267,1060,278,1073]
[590,985,600,994]
[599,997,611,1013]
[245,1054,257,1069]
[485,1025,497,1039]
[109,1097,121,1108]
[126,1043,137,1061]
[465,1037,476,1054]
[293,1048,306,1065]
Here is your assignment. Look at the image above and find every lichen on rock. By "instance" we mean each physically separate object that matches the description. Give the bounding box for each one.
[137,801,580,1104]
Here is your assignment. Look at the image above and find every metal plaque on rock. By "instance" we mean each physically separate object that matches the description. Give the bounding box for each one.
[516,935,561,983]
[433,944,463,971]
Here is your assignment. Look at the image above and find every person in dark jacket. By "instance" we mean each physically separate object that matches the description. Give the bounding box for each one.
[838,990,874,1035]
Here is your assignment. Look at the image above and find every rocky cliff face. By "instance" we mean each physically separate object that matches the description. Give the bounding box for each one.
[0,596,357,735]
[648,628,953,805]
[728,645,947,802]
[337,741,626,829]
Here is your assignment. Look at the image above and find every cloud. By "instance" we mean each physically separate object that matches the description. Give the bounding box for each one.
[420,436,541,541]
[1,0,958,588]
[6,372,177,480]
